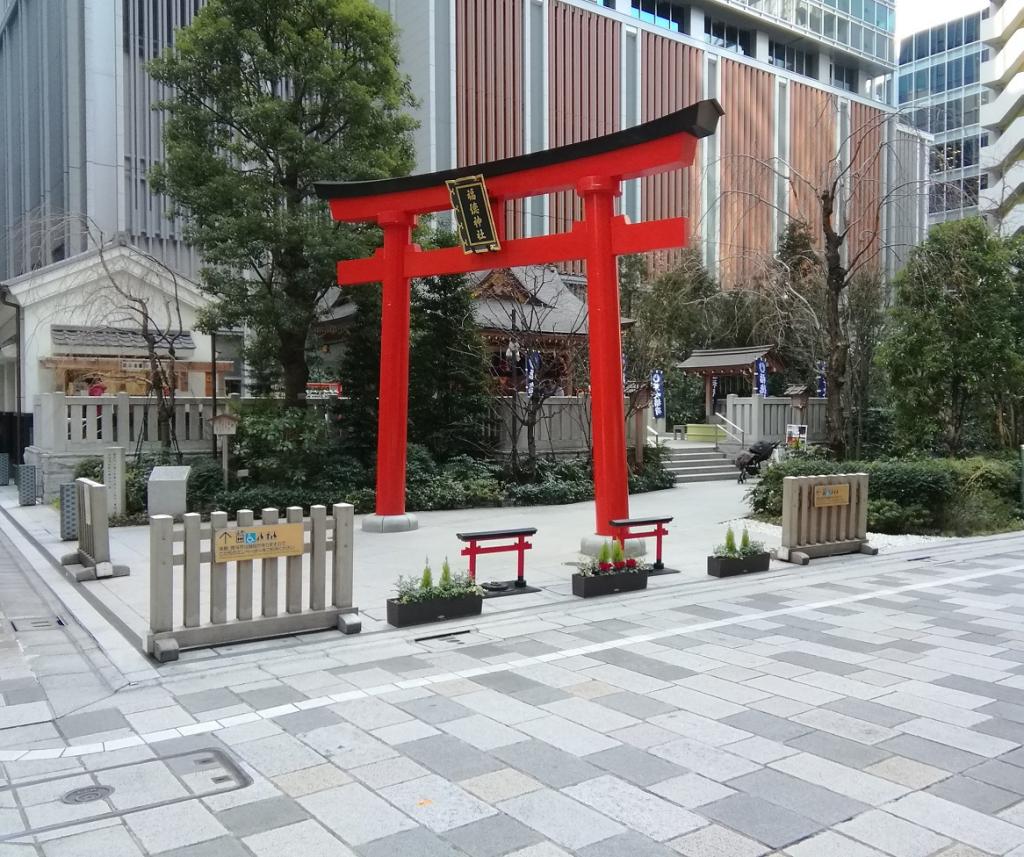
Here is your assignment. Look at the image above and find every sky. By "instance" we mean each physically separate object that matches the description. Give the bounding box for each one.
[895,0,989,40]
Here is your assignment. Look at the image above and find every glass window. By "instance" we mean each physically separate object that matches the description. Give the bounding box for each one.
[898,36,912,64]
[963,137,978,167]
[810,5,822,32]
[917,106,932,131]
[964,52,980,84]
[914,68,927,98]
[948,18,963,49]
[851,22,862,49]
[963,93,979,125]
[837,17,849,42]
[946,56,962,89]
[849,0,861,16]
[898,72,912,103]
[929,104,944,132]
[863,28,874,56]
[963,176,979,205]
[964,12,980,44]
[930,63,946,94]
[947,97,963,129]
[930,24,945,54]
[825,11,836,38]
[864,0,875,24]
[875,2,887,28]
[915,30,929,60]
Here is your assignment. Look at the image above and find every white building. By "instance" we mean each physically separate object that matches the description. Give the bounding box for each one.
[981,0,1024,235]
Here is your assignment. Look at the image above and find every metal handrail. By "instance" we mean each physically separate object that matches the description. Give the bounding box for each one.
[713,414,745,450]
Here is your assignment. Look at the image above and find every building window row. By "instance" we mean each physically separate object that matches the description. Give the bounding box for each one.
[898,51,982,103]
[769,40,818,78]
[898,11,982,65]
[704,15,754,56]
[830,62,858,92]
[929,174,987,214]
[930,134,989,172]
[906,92,983,134]
[630,0,688,33]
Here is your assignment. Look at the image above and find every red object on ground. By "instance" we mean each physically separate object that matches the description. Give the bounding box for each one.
[610,515,674,570]
[456,527,537,588]
[317,101,722,533]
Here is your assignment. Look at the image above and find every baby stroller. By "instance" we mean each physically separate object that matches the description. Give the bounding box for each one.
[734,440,778,484]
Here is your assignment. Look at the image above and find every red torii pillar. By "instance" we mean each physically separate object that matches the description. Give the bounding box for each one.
[316,100,722,535]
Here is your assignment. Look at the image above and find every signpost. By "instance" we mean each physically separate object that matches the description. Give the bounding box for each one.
[212,523,305,563]
[212,412,240,487]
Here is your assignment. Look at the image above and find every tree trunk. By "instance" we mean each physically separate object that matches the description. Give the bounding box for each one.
[821,188,849,461]
[279,326,309,408]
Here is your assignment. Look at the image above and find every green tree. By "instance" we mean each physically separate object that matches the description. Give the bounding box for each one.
[149,0,416,407]
[881,219,1023,455]
[408,231,492,460]
[338,285,382,464]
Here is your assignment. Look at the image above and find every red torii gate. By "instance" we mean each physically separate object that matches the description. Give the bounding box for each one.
[316,99,722,535]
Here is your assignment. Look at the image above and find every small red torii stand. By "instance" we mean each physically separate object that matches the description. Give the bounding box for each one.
[316,100,722,535]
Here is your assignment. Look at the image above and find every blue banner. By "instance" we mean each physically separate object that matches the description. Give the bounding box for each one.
[817,360,827,398]
[527,351,541,397]
[755,357,768,397]
[651,369,665,419]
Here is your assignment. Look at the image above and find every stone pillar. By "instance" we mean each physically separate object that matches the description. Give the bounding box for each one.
[103,446,126,517]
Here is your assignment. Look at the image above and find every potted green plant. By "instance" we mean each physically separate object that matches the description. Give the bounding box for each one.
[387,557,483,627]
[707,526,770,577]
[572,540,649,597]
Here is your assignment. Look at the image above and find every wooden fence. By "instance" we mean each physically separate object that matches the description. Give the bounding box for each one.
[778,473,876,564]
[721,394,827,448]
[147,504,360,661]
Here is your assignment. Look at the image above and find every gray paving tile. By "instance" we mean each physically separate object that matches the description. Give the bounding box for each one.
[157,836,253,857]
[587,745,686,786]
[966,758,1024,794]
[236,685,308,710]
[474,672,552,695]
[594,692,675,720]
[492,740,602,787]
[40,826,144,857]
[175,689,241,715]
[379,774,495,832]
[124,801,229,853]
[834,810,951,857]
[273,707,344,735]
[786,731,892,769]
[877,735,987,773]
[823,698,919,728]
[564,774,705,840]
[577,831,679,857]
[974,716,1024,743]
[356,828,465,857]
[55,708,129,739]
[401,734,504,781]
[887,791,1024,854]
[512,686,571,706]
[231,733,327,777]
[727,768,869,825]
[498,788,625,850]
[668,823,770,857]
[393,695,474,725]
[775,651,860,675]
[924,774,1020,813]
[215,796,310,837]
[244,819,355,857]
[442,813,543,857]
[299,782,417,845]
[699,793,824,848]
[588,649,695,681]
[721,710,813,742]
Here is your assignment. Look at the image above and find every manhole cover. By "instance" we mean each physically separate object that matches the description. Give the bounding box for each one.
[61,785,114,805]
[10,616,66,632]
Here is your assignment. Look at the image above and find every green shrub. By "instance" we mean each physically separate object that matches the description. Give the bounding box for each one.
[749,455,1023,536]
[505,479,593,507]
[234,408,336,485]
[187,458,225,513]
[73,457,104,481]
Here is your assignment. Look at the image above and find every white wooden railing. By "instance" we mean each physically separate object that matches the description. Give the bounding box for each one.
[722,394,827,446]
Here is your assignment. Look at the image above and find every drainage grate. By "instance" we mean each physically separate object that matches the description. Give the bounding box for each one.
[61,785,114,805]
[10,616,66,632]
[414,629,472,644]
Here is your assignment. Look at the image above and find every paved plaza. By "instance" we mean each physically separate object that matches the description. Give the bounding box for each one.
[0,500,1023,856]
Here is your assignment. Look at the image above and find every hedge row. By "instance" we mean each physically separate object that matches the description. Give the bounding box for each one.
[748,456,1022,536]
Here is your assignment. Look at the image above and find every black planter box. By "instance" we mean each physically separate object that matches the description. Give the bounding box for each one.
[386,594,483,628]
[707,552,771,578]
[572,569,649,598]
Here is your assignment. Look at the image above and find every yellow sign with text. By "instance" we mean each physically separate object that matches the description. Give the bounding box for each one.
[813,483,850,508]
[213,523,305,563]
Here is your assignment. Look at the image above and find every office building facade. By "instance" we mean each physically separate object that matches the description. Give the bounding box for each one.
[981,0,1024,235]
[898,7,990,226]
[380,0,924,284]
